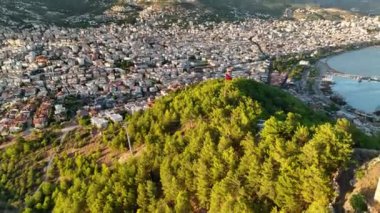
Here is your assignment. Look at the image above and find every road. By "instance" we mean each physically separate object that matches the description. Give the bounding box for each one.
[299,66,310,93]
[314,60,333,104]
[0,141,15,150]
[61,125,79,133]
[33,125,78,194]
[0,125,78,151]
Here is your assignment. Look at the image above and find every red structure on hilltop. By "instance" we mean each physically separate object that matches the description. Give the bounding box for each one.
[225,66,233,81]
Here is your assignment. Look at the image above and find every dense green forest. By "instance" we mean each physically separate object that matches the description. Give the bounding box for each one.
[0,79,353,212]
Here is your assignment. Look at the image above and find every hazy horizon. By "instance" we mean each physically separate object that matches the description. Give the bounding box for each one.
[2,0,380,27]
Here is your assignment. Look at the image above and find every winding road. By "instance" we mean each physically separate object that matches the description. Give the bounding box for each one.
[33,125,78,194]
[314,61,333,104]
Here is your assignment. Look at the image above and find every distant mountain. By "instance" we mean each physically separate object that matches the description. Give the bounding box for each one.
[116,0,196,4]
[1,0,378,27]
[125,0,380,16]
[0,0,116,27]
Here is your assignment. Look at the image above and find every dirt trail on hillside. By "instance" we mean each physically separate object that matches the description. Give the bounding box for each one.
[333,148,380,212]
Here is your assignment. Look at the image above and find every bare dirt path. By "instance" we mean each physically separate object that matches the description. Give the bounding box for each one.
[33,126,78,194]
[0,141,15,150]
[333,148,380,212]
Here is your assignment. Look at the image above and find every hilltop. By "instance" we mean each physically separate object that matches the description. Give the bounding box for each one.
[0,0,114,27]
[0,79,353,212]
[0,0,367,27]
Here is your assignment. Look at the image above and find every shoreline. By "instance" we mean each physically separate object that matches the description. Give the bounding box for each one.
[315,50,380,131]
[324,45,380,77]
[318,60,376,114]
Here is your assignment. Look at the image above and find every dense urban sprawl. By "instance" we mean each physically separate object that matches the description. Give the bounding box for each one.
[1,5,380,134]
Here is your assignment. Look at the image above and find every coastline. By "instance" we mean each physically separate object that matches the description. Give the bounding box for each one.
[315,48,380,125]
[324,45,380,76]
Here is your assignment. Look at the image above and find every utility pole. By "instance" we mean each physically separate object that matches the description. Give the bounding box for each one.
[125,123,133,155]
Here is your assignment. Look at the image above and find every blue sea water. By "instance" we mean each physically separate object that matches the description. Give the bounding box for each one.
[327,47,380,77]
[331,76,380,113]
[327,47,380,113]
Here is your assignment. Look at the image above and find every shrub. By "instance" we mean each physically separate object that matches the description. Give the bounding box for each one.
[350,193,367,212]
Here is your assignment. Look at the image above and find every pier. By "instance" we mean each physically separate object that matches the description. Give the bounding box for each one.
[326,72,380,83]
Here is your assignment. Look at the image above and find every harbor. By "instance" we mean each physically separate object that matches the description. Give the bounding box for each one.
[314,52,380,135]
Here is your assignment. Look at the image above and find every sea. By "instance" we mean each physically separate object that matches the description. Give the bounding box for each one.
[327,47,380,113]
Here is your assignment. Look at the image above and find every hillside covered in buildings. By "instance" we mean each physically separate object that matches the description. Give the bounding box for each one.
[3,0,380,211]
[0,79,354,212]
